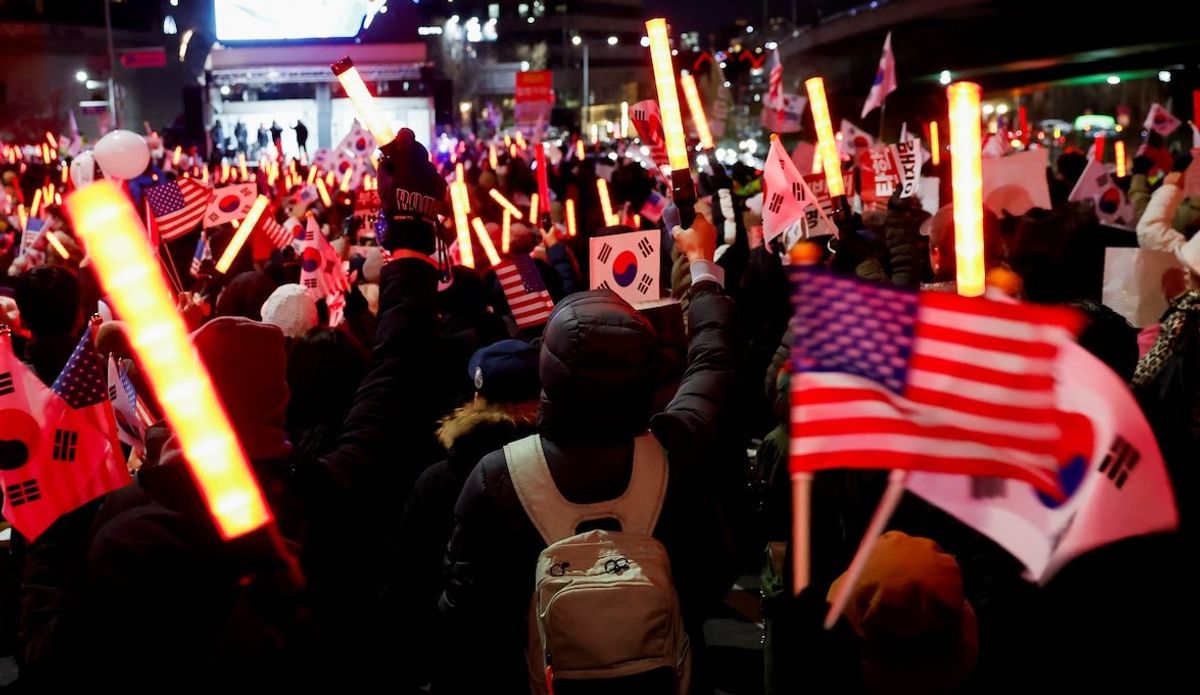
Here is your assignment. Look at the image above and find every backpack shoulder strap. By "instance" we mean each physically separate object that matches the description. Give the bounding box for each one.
[505,433,670,543]
[606,433,669,535]
[504,434,579,544]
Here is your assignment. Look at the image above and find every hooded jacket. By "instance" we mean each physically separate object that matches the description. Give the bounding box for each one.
[19,258,440,691]
[436,281,739,693]
[391,398,539,690]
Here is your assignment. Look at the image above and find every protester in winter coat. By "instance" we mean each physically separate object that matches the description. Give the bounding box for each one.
[285,327,369,458]
[1136,171,1200,270]
[393,339,540,692]
[437,205,739,693]
[13,266,82,385]
[19,129,444,691]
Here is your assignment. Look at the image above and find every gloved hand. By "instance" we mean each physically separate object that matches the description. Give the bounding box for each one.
[1131,155,1154,177]
[376,128,446,255]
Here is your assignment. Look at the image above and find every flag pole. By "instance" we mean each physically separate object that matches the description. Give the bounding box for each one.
[822,469,908,628]
[878,101,887,142]
[789,241,822,597]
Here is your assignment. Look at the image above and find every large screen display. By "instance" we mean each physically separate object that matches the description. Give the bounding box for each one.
[214,0,370,42]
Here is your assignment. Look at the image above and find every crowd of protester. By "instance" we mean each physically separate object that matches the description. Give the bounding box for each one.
[0,119,1195,694]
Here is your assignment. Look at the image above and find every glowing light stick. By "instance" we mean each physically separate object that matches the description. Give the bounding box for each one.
[340,167,354,193]
[489,145,499,170]
[646,18,697,226]
[29,189,43,218]
[515,132,526,150]
[61,164,69,185]
[535,143,551,227]
[215,195,270,274]
[805,77,844,198]
[330,57,397,147]
[528,193,539,223]
[929,121,940,166]
[1115,140,1126,177]
[45,231,70,259]
[173,145,182,167]
[16,205,27,232]
[307,166,318,185]
[947,82,985,298]
[489,189,524,220]
[220,162,230,183]
[566,198,577,237]
[680,72,714,150]
[472,217,501,266]
[620,101,630,138]
[576,139,585,160]
[502,210,512,253]
[45,132,57,148]
[65,182,273,540]
[313,177,331,207]
[1093,133,1105,162]
[450,181,475,268]
[504,134,512,148]
[596,178,618,226]
[325,171,336,188]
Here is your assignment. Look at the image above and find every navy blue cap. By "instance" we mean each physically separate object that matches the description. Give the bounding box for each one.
[467,339,540,404]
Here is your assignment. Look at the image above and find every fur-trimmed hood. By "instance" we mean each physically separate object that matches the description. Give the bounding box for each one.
[436,398,539,471]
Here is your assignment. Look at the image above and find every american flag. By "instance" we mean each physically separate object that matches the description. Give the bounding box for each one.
[189,231,211,277]
[496,255,555,330]
[261,212,292,251]
[766,49,783,109]
[788,267,1083,497]
[630,100,670,167]
[145,179,211,241]
[52,326,108,409]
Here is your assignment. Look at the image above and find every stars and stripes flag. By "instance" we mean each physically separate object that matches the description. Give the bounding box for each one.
[788,266,1085,498]
[108,355,153,449]
[496,254,555,330]
[261,209,292,251]
[905,341,1177,583]
[630,100,670,168]
[189,231,212,277]
[765,49,783,109]
[0,327,129,539]
[145,178,212,241]
[860,31,896,119]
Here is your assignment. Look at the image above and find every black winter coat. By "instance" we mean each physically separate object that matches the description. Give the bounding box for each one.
[391,399,538,691]
[436,279,740,693]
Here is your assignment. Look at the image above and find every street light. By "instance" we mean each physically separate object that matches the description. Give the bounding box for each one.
[75,70,88,83]
[607,35,618,45]
[571,35,582,46]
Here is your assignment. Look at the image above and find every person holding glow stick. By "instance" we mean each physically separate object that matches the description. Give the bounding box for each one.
[23,134,446,688]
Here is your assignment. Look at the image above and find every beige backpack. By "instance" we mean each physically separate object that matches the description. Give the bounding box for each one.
[503,433,691,695]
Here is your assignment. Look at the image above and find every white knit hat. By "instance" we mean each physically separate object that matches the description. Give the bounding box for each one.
[260,284,318,338]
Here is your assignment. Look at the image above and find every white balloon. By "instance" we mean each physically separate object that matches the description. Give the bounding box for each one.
[93,129,150,179]
[70,151,97,188]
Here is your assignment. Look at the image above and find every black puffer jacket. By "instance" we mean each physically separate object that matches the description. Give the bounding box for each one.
[391,399,538,691]
[437,282,740,693]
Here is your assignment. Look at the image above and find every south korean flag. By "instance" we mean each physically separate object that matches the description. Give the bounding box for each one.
[590,229,661,306]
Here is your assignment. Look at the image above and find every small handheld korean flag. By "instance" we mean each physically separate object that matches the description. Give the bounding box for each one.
[1069,158,1134,229]
[590,229,661,305]
[204,184,257,227]
[1143,103,1182,137]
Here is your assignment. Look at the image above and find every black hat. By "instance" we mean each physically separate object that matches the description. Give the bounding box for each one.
[376,128,447,253]
[468,339,540,404]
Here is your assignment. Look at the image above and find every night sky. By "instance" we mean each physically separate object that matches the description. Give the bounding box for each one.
[643,0,869,33]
